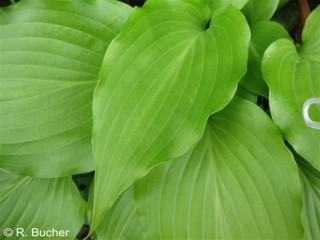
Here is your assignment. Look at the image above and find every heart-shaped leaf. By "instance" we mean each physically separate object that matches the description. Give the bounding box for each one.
[91,0,250,231]
[0,0,131,177]
[96,97,303,239]
[0,170,86,239]
[262,6,320,170]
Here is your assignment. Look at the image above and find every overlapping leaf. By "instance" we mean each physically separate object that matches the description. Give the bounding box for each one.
[236,85,258,103]
[0,0,131,177]
[262,6,320,170]
[241,21,290,97]
[242,0,280,24]
[298,6,320,61]
[0,170,86,239]
[297,156,320,240]
[278,0,290,10]
[91,0,250,230]
[133,97,303,239]
[95,187,145,240]
[272,1,299,32]
[98,97,303,239]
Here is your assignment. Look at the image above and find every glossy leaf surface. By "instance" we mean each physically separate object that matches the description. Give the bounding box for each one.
[262,6,320,170]
[0,0,131,177]
[91,0,250,230]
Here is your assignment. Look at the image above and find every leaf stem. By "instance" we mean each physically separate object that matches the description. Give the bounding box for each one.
[293,0,311,43]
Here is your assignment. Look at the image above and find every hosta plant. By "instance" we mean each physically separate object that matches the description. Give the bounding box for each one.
[0,0,319,239]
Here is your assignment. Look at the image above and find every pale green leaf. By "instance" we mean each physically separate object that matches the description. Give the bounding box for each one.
[262,6,320,170]
[0,170,86,239]
[101,97,303,239]
[241,21,290,97]
[91,1,250,230]
[133,97,303,239]
[242,0,280,24]
[298,156,320,240]
[0,0,131,177]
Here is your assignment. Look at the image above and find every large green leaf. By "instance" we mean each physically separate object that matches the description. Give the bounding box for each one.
[134,97,303,239]
[98,97,303,239]
[297,156,320,240]
[91,0,250,230]
[240,21,290,97]
[0,170,86,239]
[242,0,280,24]
[262,6,320,170]
[0,0,131,177]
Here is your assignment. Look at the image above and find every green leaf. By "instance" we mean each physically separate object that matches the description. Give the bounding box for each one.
[278,0,290,10]
[91,0,250,231]
[208,0,248,11]
[235,84,258,104]
[241,21,290,97]
[297,156,320,239]
[262,6,320,170]
[96,186,145,240]
[0,170,86,239]
[0,0,131,177]
[299,6,320,61]
[242,0,280,24]
[101,97,303,239]
[134,97,303,239]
